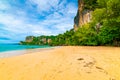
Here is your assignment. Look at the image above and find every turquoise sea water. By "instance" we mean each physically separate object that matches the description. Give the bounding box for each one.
[0,44,50,52]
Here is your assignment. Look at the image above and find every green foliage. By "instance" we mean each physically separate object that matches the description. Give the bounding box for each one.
[50,29,75,46]
[84,0,97,10]
[98,20,120,46]
[73,24,98,46]
[92,8,106,24]
[97,0,108,8]
[50,25,98,46]
[91,0,120,46]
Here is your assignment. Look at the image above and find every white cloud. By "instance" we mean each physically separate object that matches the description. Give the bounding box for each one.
[0,1,10,10]
[28,0,61,12]
[0,0,77,43]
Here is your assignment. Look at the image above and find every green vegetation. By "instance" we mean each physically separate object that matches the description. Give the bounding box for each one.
[20,0,120,46]
[84,0,98,10]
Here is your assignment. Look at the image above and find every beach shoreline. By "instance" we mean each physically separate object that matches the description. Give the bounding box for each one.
[0,46,59,58]
[0,46,120,80]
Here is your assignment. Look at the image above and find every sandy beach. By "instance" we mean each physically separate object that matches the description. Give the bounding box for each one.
[0,46,120,80]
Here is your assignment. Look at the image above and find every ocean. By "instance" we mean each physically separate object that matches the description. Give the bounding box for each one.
[0,44,50,52]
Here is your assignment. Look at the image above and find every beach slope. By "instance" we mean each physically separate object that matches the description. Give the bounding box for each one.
[0,46,120,80]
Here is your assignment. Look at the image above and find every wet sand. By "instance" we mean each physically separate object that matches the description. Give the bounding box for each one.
[0,46,120,80]
[0,47,57,58]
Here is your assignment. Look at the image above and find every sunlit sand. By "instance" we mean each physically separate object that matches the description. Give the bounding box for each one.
[0,46,120,80]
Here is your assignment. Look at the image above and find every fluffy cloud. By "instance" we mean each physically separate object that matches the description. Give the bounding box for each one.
[0,0,77,43]
[28,0,60,12]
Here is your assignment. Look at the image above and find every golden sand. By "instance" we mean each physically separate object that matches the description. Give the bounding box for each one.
[0,46,120,80]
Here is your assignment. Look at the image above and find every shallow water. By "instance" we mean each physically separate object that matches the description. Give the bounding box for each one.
[0,44,50,52]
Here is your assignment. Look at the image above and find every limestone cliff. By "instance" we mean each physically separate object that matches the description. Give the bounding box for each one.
[25,36,34,43]
[20,36,53,45]
[74,0,92,31]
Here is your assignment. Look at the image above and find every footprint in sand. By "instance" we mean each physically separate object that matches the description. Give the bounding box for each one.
[77,58,84,61]
[77,56,116,80]
[77,56,96,68]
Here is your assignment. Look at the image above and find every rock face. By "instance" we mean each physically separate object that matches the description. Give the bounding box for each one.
[25,36,34,42]
[23,36,52,45]
[47,39,52,44]
[74,0,92,31]
[41,38,47,44]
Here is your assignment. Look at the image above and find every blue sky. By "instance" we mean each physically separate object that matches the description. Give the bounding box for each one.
[0,0,77,43]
